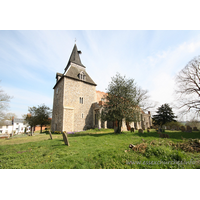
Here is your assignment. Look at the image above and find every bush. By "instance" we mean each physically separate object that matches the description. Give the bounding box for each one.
[144,146,189,162]
[165,121,182,130]
[144,146,165,158]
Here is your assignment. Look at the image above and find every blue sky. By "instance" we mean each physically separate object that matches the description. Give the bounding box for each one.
[1,30,200,119]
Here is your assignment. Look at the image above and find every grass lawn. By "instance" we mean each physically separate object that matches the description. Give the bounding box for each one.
[0,128,200,169]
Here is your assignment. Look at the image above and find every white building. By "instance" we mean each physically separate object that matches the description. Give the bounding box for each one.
[0,118,30,135]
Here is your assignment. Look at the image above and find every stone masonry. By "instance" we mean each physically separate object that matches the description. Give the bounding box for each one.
[51,44,97,132]
[51,44,152,132]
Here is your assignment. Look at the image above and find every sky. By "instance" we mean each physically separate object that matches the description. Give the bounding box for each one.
[1,30,200,119]
[1,0,200,196]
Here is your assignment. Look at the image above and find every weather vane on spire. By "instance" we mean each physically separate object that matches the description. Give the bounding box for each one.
[75,38,76,44]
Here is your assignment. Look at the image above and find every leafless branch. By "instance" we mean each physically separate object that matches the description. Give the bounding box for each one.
[175,55,200,116]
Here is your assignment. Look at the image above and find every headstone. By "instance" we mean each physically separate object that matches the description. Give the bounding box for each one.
[186,126,192,133]
[138,129,143,133]
[49,131,53,140]
[180,126,186,132]
[130,128,134,132]
[193,127,199,131]
[62,132,70,146]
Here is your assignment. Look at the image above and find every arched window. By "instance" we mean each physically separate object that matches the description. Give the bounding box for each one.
[79,71,86,81]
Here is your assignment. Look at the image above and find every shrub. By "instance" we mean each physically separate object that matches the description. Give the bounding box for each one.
[144,145,189,163]
[144,146,165,158]
[165,121,182,130]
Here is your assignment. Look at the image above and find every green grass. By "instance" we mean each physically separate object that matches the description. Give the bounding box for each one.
[0,129,200,169]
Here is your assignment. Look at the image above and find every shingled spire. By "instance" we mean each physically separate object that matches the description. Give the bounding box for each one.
[64,44,85,72]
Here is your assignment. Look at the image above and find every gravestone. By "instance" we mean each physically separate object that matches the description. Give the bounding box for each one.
[138,129,143,133]
[186,126,192,133]
[193,127,199,131]
[180,126,186,132]
[62,132,70,146]
[130,128,134,132]
[49,131,53,140]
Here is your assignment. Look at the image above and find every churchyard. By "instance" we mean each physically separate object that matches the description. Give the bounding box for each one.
[0,128,200,169]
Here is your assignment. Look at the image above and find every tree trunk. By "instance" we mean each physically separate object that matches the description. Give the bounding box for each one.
[31,127,33,136]
[40,125,43,133]
[114,120,122,133]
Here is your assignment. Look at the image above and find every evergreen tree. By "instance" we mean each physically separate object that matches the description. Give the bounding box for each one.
[101,73,141,133]
[152,104,177,126]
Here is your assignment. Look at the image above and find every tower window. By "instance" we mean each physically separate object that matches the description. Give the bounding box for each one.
[82,113,84,118]
[80,97,83,104]
[79,71,86,81]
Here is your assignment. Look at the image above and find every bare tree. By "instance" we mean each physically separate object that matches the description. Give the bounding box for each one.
[4,113,18,120]
[136,87,158,113]
[185,117,200,129]
[0,81,12,121]
[175,55,200,116]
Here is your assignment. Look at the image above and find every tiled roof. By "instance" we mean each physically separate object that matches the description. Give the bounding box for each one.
[53,44,97,88]
[65,44,85,72]
[96,90,107,102]
[65,66,97,86]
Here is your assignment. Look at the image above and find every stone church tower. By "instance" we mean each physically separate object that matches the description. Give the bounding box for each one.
[51,44,97,132]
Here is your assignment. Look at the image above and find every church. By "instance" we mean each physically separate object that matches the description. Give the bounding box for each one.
[51,44,152,132]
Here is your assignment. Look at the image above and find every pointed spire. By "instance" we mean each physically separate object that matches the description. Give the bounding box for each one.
[65,44,85,72]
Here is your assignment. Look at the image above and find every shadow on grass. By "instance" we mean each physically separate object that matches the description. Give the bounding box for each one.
[67,132,116,137]
[134,131,200,140]
[40,129,200,140]
[41,130,116,138]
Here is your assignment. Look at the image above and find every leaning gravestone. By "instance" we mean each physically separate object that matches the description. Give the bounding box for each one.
[49,131,53,140]
[62,132,70,146]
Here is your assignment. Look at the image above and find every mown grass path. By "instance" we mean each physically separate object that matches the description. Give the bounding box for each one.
[0,129,200,169]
